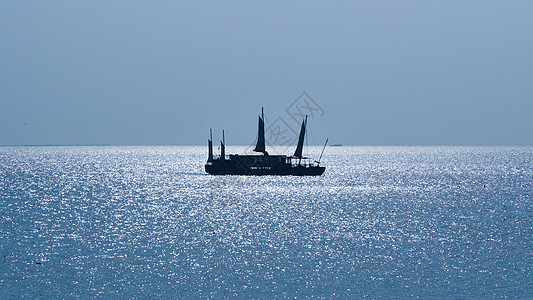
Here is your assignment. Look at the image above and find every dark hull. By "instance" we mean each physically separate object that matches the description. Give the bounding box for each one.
[205,156,325,176]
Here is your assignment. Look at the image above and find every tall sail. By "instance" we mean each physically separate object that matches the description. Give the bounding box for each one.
[220,130,226,160]
[208,129,213,162]
[208,140,213,161]
[293,115,307,158]
[253,108,266,153]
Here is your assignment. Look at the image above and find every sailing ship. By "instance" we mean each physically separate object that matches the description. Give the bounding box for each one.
[205,108,326,176]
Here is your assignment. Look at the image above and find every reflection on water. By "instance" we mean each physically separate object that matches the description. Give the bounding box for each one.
[0,146,531,298]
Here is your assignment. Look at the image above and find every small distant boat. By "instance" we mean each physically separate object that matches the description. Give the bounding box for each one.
[330,144,342,147]
[205,108,326,176]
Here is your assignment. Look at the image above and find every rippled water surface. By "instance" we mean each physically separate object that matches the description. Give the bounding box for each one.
[1,146,532,298]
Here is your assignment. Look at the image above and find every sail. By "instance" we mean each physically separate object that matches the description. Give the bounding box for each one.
[293,115,307,158]
[208,139,213,162]
[220,130,226,160]
[253,108,266,153]
[208,129,213,162]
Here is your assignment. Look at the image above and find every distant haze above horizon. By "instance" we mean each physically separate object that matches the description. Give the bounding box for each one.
[2,1,532,146]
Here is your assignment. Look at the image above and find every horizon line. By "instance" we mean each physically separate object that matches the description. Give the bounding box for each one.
[1,144,532,147]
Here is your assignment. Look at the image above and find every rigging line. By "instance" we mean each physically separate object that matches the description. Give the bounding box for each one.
[308,120,318,154]
[264,114,277,139]
[264,111,291,148]
[305,118,309,156]
[211,131,219,143]
[311,130,317,147]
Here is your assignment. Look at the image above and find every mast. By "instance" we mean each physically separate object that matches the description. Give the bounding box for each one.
[293,115,307,158]
[207,129,213,162]
[253,107,268,155]
[220,130,225,161]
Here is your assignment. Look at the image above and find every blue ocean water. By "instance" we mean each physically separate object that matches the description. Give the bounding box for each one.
[0,146,531,298]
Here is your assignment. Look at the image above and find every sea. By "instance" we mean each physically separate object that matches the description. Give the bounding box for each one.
[0,146,531,299]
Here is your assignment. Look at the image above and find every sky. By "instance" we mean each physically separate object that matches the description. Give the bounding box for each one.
[1,1,532,146]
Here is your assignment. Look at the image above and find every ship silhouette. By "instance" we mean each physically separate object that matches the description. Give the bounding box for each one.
[205,108,326,176]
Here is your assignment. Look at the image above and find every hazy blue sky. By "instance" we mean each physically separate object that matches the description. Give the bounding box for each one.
[2,1,532,146]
